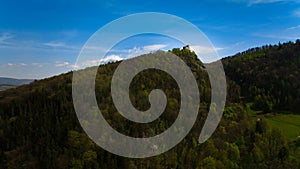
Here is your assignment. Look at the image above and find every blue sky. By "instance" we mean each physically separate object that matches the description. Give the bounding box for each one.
[0,0,300,79]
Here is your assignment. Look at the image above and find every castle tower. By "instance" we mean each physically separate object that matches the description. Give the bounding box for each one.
[183,45,190,50]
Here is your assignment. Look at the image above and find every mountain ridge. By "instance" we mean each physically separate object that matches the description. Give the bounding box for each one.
[0,77,34,91]
[0,77,33,86]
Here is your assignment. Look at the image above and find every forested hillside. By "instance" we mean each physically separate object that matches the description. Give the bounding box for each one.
[223,40,300,113]
[0,42,300,169]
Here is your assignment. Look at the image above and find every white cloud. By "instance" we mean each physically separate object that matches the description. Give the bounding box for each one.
[55,61,70,67]
[31,63,45,68]
[125,44,168,58]
[0,36,79,53]
[7,63,27,67]
[6,62,47,67]
[99,54,123,63]
[287,25,300,30]
[143,44,168,51]
[7,63,16,66]
[54,61,79,69]
[73,44,167,70]
[229,0,299,5]
[249,0,283,4]
[43,42,66,48]
[82,44,168,61]
[84,45,109,51]
[73,55,123,69]
[125,46,146,58]
[190,45,224,54]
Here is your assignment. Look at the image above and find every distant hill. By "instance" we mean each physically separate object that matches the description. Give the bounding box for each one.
[0,77,33,86]
[0,77,34,91]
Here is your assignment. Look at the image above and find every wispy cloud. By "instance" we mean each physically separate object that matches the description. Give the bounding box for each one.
[0,31,81,54]
[67,54,123,69]
[100,54,123,63]
[7,63,27,67]
[72,44,168,70]
[54,61,80,69]
[0,33,14,45]
[252,23,300,40]
[143,44,168,51]
[32,63,45,68]
[249,0,284,4]
[5,62,46,67]
[254,32,300,40]
[55,61,70,67]
[125,44,168,58]
[293,9,300,17]
[0,33,79,53]
[287,25,300,30]
[229,0,300,5]
[78,44,168,62]
[43,42,66,48]
[190,45,224,54]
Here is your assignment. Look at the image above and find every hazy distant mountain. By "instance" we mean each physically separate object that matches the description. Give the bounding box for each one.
[0,77,33,86]
[0,77,34,91]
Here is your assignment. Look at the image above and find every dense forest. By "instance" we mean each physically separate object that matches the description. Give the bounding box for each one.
[0,40,300,168]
